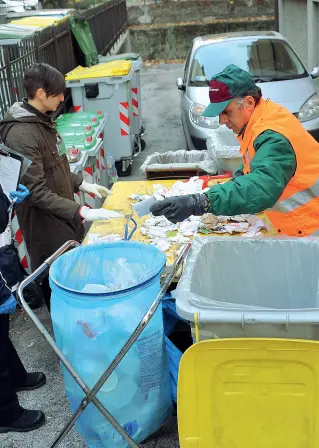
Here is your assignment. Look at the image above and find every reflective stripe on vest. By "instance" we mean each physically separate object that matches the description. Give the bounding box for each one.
[271,178,319,214]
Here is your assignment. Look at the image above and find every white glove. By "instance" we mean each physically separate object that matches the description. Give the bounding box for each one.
[79,180,112,199]
[80,206,122,222]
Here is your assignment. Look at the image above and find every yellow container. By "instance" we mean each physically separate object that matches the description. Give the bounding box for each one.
[65,60,131,81]
[10,16,66,28]
[178,338,319,447]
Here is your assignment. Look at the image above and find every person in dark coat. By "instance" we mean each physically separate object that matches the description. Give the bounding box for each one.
[0,183,46,434]
[0,63,115,309]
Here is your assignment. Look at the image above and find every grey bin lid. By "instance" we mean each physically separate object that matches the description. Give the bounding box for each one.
[99,52,140,62]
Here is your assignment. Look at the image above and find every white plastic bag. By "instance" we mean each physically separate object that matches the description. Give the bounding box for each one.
[207,127,242,174]
[140,149,217,175]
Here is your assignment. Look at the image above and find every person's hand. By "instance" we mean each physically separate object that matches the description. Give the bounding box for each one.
[9,184,30,204]
[79,180,111,199]
[79,206,122,222]
[0,294,17,314]
[150,194,207,223]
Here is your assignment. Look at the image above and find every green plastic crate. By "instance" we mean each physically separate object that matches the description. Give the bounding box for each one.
[56,111,104,128]
[57,123,94,137]
[60,132,97,151]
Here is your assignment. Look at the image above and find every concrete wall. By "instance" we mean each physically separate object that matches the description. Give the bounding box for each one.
[128,0,274,25]
[128,16,274,60]
[279,0,308,66]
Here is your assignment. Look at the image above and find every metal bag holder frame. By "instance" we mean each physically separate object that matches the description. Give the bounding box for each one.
[17,240,191,447]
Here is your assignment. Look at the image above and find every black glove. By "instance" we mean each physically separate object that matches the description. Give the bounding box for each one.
[150,194,207,223]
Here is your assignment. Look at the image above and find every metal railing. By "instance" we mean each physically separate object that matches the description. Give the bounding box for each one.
[0,19,75,118]
[84,0,128,55]
[0,0,128,119]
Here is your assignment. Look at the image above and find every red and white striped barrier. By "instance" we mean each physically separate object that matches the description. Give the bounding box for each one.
[119,102,130,136]
[132,87,139,117]
[12,214,31,274]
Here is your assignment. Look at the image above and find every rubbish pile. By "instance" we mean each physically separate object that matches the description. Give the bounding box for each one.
[129,177,266,252]
[198,214,266,237]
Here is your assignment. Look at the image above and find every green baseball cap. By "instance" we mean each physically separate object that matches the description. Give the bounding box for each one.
[202,64,256,117]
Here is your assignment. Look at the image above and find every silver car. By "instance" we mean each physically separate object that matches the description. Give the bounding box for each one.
[177,31,319,150]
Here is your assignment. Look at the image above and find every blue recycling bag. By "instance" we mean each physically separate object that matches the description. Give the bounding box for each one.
[163,294,189,403]
[49,242,173,447]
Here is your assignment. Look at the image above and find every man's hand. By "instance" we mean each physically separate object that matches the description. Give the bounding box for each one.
[79,180,111,199]
[150,194,207,223]
[9,184,30,204]
[79,206,122,222]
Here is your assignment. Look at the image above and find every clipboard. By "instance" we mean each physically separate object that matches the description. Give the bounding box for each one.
[0,143,31,199]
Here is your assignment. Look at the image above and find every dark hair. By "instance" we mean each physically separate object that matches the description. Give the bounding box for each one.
[24,63,66,99]
[235,86,262,106]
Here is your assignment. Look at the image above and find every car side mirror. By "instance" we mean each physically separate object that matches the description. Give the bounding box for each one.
[176,78,186,91]
[311,67,319,79]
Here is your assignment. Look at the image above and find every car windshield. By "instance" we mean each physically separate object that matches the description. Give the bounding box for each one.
[189,38,308,86]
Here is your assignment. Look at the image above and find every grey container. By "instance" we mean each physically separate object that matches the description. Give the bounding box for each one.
[99,53,144,140]
[174,236,319,341]
[140,149,217,179]
[65,62,135,176]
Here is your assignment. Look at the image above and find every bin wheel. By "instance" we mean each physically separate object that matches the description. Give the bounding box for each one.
[16,281,44,310]
[116,161,132,177]
[134,138,146,153]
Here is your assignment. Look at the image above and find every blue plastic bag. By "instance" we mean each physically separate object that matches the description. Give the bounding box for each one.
[50,242,173,447]
[162,294,189,403]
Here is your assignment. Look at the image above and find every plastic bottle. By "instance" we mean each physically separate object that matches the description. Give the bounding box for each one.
[106,153,118,185]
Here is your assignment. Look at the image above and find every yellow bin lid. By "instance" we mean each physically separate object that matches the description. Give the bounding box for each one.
[178,338,319,447]
[10,17,65,28]
[65,61,132,81]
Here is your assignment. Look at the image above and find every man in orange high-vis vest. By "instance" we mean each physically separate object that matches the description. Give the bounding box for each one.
[150,64,319,237]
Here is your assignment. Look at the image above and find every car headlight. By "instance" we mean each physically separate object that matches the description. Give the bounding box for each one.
[189,103,220,129]
[299,93,319,122]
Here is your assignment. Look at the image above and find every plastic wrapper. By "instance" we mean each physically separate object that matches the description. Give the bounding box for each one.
[206,127,242,174]
[49,242,172,447]
[140,149,217,175]
[174,236,319,335]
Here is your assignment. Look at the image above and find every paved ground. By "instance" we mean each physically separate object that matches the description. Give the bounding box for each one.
[0,63,185,448]
[127,62,186,180]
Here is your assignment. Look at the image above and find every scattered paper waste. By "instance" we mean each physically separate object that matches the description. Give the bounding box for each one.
[179,218,201,236]
[129,194,152,202]
[138,215,196,251]
[198,213,266,235]
[130,177,205,217]
[168,235,190,244]
[152,237,171,252]
[152,176,204,198]
[127,177,267,251]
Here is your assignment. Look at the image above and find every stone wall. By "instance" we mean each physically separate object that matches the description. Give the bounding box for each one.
[128,15,275,60]
[127,0,274,25]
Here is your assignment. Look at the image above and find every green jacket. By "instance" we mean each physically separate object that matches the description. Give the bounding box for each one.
[206,130,297,215]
